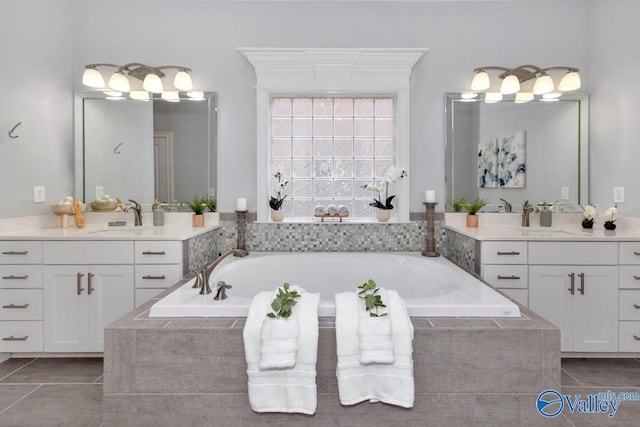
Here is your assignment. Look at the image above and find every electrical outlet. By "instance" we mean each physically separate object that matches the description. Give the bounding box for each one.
[33,186,46,203]
[561,187,569,200]
[96,186,104,200]
[613,187,625,203]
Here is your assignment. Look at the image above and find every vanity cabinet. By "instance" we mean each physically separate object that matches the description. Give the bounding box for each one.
[480,241,528,306]
[134,241,185,307]
[529,242,619,352]
[618,242,640,352]
[0,241,44,352]
[43,242,134,352]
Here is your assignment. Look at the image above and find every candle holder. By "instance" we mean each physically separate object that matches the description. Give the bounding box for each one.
[235,210,249,255]
[422,202,440,257]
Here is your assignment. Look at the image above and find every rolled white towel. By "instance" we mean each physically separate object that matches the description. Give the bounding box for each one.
[314,206,326,216]
[259,317,299,369]
[327,204,339,216]
[338,205,349,216]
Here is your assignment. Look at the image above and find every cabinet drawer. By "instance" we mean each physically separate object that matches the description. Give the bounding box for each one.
[481,242,527,264]
[0,265,43,288]
[135,241,183,264]
[0,321,43,352]
[0,290,43,320]
[482,265,528,288]
[529,242,617,265]
[618,321,640,352]
[618,266,640,289]
[619,243,640,265]
[135,264,183,288]
[0,241,42,264]
[44,241,133,265]
[619,290,640,321]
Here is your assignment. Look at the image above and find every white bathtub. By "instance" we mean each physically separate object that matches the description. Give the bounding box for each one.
[149,252,521,318]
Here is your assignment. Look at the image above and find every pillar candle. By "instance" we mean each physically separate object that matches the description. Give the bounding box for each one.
[425,190,436,203]
[236,198,247,211]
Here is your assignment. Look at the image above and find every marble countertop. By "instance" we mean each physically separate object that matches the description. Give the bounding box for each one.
[0,212,220,241]
[445,212,640,241]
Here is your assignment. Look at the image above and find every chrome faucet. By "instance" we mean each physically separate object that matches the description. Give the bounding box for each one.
[125,199,143,226]
[522,200,534,227]
[500,198,512,213]
[200,249,248,292]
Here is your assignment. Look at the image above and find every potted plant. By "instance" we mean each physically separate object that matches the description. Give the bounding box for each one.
[582,204,598,229]
[362,166,407,222]
[269,170,288,222]
[461,198,488,227]
[184,194,208,227]
[204,197,217,213]
[604,206,617,230]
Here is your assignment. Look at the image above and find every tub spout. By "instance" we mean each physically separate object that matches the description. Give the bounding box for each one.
[200,249,248,291]
[213,281,232,300]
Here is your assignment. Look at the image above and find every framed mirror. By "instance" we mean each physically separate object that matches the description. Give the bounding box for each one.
[74,91,217,207]
[444,92,588,212]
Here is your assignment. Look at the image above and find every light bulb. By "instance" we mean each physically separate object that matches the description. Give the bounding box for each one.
[129,91,150,101]
[558,71,581,92]
[108,72,130,92]
[461,92,478,99]
[514,92,534,103]
[533,74,554,95]
[174,70,193,91]
[143,73,163,93]
[187,91,205,100]
[484,92,503,103]
[470,71,490,91]
[500,75,520,95]
[161,91,180,102]
[82,68,105,88]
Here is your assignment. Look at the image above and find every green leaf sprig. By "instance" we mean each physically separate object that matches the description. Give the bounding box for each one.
[357,279,388,318]
[266,282,301,320]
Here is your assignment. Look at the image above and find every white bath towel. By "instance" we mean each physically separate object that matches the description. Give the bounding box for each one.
[358,288,394,365]
[338,205,349,216]
[327,204,339,216]
[335,290,414,408]
[314,206,326,216]
[259,317,300,370]
[243,289,320,414]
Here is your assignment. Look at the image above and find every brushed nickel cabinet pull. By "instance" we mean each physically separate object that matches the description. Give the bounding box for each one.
[2,304,29,309]
[634,335,640,341]
[578,272,585,295]
[634,251,640,256]
[77,272,85,295]
[568,273,575,295]
[2,275,28,280]
[497,275,520,280]
[497,251,520,255]
[87,272,95,295]
[2,336,28,341]
[634,275,640,280]
[142,251,166,255]
[634,304,640,309]
[1,250,28,255]
[142,275,166,280]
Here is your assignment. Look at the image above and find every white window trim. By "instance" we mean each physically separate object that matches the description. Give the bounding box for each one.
[239,47,428,222]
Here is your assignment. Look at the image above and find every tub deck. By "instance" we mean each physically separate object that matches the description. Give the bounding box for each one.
[104,277,561,426]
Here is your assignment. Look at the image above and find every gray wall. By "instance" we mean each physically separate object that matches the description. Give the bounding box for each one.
[3,0,640,219]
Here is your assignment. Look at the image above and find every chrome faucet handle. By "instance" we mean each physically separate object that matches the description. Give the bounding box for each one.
[213,281,232,300]
[198,271,213,295]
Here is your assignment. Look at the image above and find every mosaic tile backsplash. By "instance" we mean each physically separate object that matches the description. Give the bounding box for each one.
[444,229,478,275]
[188,229,217,270]
[217,219,447,254]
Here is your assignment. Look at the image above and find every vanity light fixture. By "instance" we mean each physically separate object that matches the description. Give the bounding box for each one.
[82,62,194,95]
[469,65,581,96]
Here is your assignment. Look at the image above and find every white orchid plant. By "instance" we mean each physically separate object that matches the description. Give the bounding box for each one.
[583,205,598,220]
[269,169,289,211]
[362,166,407,210]
[604,206,618,228]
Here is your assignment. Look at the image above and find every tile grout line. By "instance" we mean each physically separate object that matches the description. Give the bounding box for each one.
[560,367,584,387]
[0,384,43,416]
[0,358,37,383]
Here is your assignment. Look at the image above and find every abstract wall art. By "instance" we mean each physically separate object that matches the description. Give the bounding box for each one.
[478,130,526,188]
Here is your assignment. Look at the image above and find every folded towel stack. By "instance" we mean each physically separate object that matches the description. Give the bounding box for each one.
[358,288,394,365]
[327,204,339,216]
[243,288,320,414]
[335,290,415,408]
[314,206,326,216]
[338,205,349,216]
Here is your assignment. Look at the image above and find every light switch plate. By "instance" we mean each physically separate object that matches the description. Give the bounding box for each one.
[561,187,569,200]
[96,186,104,200]
[33,186,46,203]
[613,187,625,203]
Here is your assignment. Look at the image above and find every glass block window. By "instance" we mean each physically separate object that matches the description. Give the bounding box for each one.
[270,97,396,220]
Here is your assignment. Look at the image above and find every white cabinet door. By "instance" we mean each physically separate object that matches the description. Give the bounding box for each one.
[529,265,618,352]
[87,265,134,352]
[44,266,89,352]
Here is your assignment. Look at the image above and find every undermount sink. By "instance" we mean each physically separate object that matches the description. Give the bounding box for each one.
[517,229,574,237]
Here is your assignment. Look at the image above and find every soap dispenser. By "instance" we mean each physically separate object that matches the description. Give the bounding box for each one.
[153,198,164,226]
[540,201,552,227]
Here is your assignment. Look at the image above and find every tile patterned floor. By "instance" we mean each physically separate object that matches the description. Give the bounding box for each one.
[0,357,639,426]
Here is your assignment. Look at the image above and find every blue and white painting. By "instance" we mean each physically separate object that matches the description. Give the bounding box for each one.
[478,130,526,188]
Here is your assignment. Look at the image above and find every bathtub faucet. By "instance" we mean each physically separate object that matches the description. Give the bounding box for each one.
[214,281,232,300]
[199,249,248,292]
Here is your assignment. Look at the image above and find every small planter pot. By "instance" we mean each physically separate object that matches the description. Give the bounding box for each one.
[582,218,594,229]
[376,209,391,222]
[271,209,285,222]
[604,221,617,230]
[466,214,479,227]
[192,213,205,227]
